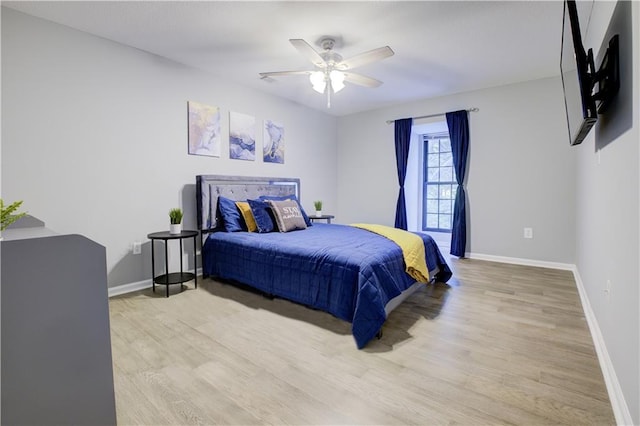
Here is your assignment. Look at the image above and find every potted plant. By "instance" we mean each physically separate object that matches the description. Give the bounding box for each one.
[1,199,27,235]
[169,208,183,234]
[313,200,323,217]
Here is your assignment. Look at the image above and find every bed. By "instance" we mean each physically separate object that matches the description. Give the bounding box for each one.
[197,175,452,348]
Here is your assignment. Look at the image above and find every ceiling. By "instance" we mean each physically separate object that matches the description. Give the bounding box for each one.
[3,1,565,116]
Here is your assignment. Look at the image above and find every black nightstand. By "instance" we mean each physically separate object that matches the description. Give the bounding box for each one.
[309,214,335,224]
[147,230,198,297]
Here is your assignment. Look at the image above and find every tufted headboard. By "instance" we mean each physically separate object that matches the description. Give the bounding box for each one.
[196,175,300,232]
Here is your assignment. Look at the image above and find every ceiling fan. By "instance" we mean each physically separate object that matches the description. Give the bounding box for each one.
[259,38,394,108]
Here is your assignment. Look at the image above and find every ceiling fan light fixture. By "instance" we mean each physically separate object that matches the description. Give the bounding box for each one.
[262,38,394,108]
[330,70,345,92]
[309,71,326,93]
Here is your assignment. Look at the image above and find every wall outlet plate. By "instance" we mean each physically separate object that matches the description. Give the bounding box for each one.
[524,228,533,239]
[132,241,142,255]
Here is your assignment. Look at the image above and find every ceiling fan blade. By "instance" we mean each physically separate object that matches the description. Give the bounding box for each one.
[338,46,394,70]
[259,70,312,79]
[289,39,326,67]
[343,72,383,88]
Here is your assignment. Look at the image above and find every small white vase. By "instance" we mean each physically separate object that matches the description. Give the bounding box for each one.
[169,223,182,234]
[315,210,322,217]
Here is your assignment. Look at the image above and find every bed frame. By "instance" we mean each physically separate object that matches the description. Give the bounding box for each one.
[196,175,301,271]
[195,174,434,343]
[196,175,300,232]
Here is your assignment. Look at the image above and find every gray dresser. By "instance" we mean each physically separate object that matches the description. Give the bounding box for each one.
[1,218,117,425]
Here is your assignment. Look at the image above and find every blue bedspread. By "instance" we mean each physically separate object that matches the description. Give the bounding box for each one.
[202,223,451,348]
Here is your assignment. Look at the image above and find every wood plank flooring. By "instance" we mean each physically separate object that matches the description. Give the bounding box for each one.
[109,258,615,425]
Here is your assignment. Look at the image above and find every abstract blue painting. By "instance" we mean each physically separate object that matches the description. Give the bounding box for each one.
[229,112,256,161]
[263,119,284,164]
[187,101,221,157]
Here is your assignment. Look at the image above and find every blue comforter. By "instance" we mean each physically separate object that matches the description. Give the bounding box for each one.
[202,223,451,348]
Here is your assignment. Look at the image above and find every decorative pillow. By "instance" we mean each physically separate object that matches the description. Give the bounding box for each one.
[235,201,257,232]
[266,199,307,232]
[247,199,275,233]
[259,194,312,227]
[218,196,245,232]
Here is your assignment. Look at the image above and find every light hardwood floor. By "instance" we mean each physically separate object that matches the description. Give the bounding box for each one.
[109,257,615,425]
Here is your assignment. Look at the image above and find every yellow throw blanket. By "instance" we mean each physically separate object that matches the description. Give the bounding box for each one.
[351,223,431,283]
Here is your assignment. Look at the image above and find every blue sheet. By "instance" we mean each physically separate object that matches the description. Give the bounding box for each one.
[202,223,451,348]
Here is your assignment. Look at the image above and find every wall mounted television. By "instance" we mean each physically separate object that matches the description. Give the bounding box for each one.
[560,0,620,146]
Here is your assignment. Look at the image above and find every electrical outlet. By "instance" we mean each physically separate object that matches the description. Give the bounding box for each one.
[132,241,142,255]
[605,279,612,296]
[523,227,533,239]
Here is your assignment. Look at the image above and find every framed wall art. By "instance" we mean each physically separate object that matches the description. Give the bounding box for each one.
[229,112,256,161]
[263,119,284,164]
[188,101,221,157]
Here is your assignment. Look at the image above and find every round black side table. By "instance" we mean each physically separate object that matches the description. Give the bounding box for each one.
[309,214,335,224]
[147,230,198,297]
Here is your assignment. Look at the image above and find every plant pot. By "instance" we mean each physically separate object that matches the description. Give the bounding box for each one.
[315,210,322,217]
[169,223,182,234]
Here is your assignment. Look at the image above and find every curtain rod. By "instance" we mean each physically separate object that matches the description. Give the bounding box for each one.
[385,107,479,125]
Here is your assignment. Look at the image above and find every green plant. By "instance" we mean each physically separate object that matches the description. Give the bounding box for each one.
[313,200,323,211]
[1,199,27,231]
[169,208,183,224]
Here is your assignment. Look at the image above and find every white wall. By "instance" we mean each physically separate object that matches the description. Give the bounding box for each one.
[1,8,338,287]
[337,76,575,264]
[405,119,450,236]
[575,1,639,423]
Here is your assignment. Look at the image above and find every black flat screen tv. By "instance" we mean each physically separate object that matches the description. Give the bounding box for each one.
[560,0,597,146]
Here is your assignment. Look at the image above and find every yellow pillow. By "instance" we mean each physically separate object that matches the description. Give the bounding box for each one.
[235,201,258,232]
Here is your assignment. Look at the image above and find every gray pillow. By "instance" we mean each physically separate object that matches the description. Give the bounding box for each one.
[266,199,307,232]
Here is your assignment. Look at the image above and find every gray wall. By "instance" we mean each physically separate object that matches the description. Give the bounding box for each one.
[1,8,338,288]
[576,1,639,423]
[336,76,575,264]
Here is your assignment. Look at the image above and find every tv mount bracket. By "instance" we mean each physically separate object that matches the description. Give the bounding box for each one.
[587,34,620,114]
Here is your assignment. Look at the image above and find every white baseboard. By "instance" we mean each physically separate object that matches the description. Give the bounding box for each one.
[466,252,574,271]
[108,279,153,298]
[108,268,202,298]
[571,267,633,426]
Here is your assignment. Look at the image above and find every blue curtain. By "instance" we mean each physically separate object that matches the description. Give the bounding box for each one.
[446,110,469,257]
[394,118,413,229]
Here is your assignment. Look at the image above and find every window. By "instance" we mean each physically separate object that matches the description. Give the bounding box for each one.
[423,133,456,232]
